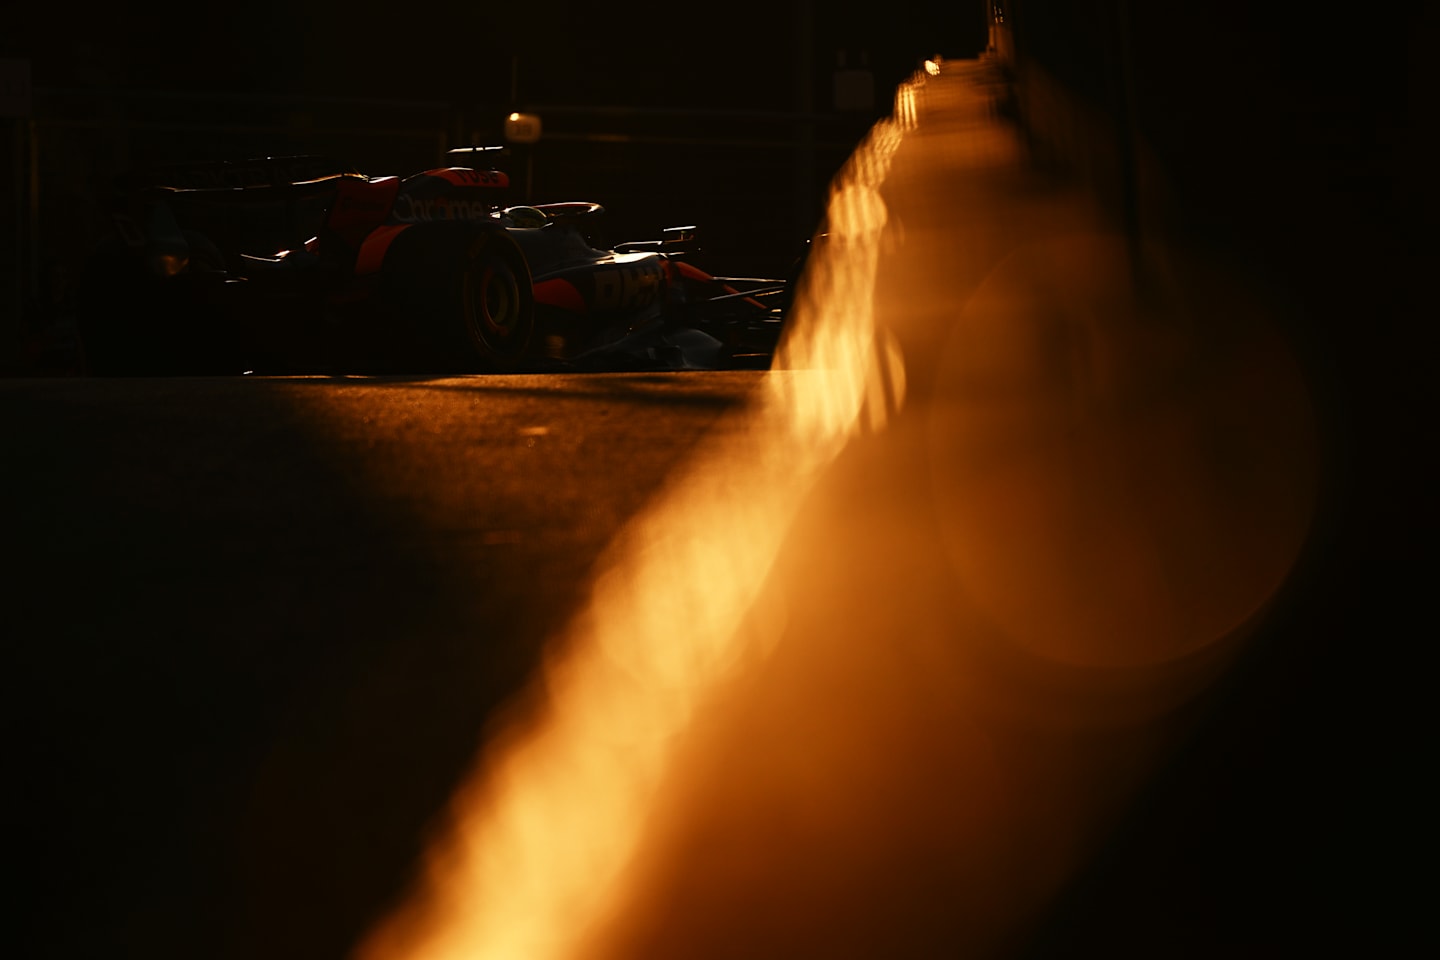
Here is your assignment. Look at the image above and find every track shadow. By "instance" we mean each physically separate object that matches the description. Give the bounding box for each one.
[2,373,755,960]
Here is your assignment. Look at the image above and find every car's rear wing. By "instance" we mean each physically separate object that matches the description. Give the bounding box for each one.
[104,156,372,261]
[115,155,365,195]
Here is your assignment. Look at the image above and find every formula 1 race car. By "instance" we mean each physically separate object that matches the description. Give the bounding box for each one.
[75,148,795,375]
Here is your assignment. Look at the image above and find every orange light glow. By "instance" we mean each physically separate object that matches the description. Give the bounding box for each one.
[354,82,917,960]
[354,56,1316,960]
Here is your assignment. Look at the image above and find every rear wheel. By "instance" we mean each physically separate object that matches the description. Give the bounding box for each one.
[382,230,536,373]
[459,247,532,368]
[76,229,236,375]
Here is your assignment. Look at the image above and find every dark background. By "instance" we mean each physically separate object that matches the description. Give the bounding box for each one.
[5,2,976,103]
[5,0,1432,955]
[2,1,985,343]
[1010,4,1430,954]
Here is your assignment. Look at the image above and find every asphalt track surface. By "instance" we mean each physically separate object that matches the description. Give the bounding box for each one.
[7,61,1425,960]
[6,371,772,959]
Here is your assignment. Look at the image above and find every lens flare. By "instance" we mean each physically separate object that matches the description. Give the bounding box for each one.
[354,54,1316,960]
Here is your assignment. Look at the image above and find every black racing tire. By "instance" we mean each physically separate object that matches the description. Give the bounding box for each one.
[76,229,235,375]
[454,238,534,370]
[380,228,536,373]
[74,242,149,375]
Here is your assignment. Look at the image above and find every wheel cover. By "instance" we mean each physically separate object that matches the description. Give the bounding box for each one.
[468,261,522,347]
